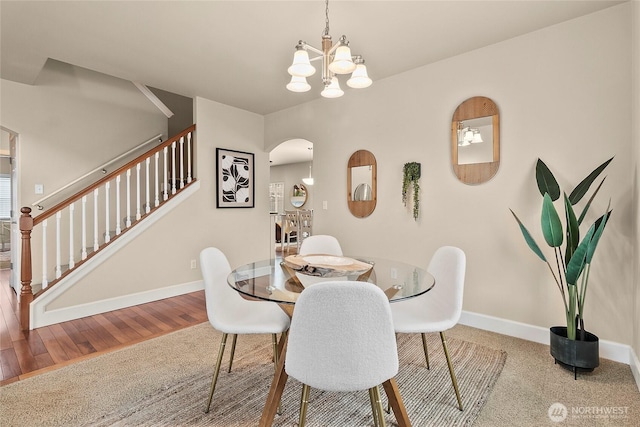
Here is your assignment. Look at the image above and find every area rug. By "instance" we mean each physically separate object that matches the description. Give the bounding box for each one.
[85,332,506,426]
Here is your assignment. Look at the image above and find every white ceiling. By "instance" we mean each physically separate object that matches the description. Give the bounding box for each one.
[1,0,624,118]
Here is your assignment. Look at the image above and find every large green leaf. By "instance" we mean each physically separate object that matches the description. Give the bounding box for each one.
[577,177,606,225]
[510,209,547,262]
[568,157,613,204]
[535,159,560,201]
[566,227,595,285]
[586,209,611,263]
[564,193,579,264]
[541,194,563,247]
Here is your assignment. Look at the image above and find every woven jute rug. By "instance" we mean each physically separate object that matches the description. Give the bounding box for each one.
[86,332,506,426]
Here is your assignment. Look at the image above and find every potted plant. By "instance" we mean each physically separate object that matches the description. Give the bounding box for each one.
[402,162,421,220]
[510,157,613,378]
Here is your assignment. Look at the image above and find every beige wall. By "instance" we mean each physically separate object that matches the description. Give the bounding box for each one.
[0,59,168,208]
[266,4,634,345]
[270,161,315,212]
[632,0,640,360]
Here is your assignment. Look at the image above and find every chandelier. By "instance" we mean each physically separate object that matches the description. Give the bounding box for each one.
[286,0,372,98]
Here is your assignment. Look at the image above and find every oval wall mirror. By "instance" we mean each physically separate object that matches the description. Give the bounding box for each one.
[290,183,307,207]
[451,96,500,185]
[347,150,377,218]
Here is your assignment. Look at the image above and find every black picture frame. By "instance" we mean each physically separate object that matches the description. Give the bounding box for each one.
[216,148,255,208]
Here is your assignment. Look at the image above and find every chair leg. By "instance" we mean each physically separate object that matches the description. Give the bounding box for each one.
[440,331,463,411]
[421,333,430,370]
[298,383,311,427]
[369,386,387,427]
[272,334,283,415]
[205,333,228,413]
[227,334,238,373]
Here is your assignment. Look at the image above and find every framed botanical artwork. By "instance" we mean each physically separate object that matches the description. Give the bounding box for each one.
[216,148,255,208]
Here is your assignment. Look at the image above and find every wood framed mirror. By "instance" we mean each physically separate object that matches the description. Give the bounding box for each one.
[290,183,307,207]
[451,96,500,185]
[347,150,377,218]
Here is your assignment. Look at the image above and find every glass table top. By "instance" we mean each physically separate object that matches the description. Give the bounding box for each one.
[228,255,435,305]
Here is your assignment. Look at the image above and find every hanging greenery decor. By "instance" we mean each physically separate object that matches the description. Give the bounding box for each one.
[402,162,421,220]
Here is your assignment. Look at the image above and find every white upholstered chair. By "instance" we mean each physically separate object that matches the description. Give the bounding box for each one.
[199,247,290,413]
[285,281,405,427]
[390,246,466,411]
[298,234,343,256]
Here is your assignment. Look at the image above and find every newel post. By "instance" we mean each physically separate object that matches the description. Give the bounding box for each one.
[19,207,34,331]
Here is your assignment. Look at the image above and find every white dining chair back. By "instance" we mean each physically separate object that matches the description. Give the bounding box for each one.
[298,234,343,256]
[199,247,290,413]
[285,281,401,426]
[390,245,466,411]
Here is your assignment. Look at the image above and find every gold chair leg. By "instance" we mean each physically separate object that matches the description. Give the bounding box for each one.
[298,383,310,427]
[205,333,228,413]
[421,333,430,370]
[368,388,380,427]
[370,386,386,427]
[227,334,238,373]
[272,333,283,415]
[440,331,463,411]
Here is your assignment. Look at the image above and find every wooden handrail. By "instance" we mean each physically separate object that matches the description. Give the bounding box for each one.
[33,124,195,227]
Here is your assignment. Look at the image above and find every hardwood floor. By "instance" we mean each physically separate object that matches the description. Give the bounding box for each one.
[0,269,208,385]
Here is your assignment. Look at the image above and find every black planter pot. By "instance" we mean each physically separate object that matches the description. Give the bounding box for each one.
[550,326,599,379]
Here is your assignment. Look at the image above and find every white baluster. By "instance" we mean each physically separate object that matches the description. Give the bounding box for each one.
[126,169,132,227]
[154,152,160,207]
[179,136,185,189]
[163,146,168,201]
[42,219,48,289]
[93,189,99,251]
[104,181,111,243]
[136,163,141,220]
[187,131,192,184]
[171,141,177,195]
[55,211,62,279]
[115,175,122,235]
[81,196,87,260]
[69,203,75,269]
[145,157,151,214]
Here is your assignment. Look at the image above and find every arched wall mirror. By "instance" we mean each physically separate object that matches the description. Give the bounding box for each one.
[290,183,307,207]
[347,150,377,218]
[451,96,500,185]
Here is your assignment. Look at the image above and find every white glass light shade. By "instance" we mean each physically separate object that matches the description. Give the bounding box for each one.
[328,45,356,74]
[288,49,316,77]
[463,130,474,142]
[346,63,372,88]
[302,177,314,185]
[286,76,311,92]
[321,77,344,98]
[458,139,471,147]
[472,132,483,143]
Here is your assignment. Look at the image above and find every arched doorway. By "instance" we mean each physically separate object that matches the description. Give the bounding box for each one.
[269,139,313,257]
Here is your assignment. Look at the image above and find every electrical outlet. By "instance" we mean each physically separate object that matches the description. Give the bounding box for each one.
[190,259,197,269]
[323,200,328,210]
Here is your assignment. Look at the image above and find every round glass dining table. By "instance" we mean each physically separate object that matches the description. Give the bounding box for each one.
[228,254,435,305]
[227,254,434,427]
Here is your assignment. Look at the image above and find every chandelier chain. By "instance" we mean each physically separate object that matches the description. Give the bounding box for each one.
[324,0,330,36]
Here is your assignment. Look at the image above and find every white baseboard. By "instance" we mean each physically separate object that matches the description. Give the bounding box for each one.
[31,279,205,329]
[631,347,640,392]
[459,310,631,365]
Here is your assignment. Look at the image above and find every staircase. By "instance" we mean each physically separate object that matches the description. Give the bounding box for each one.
[18,125,196,330]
